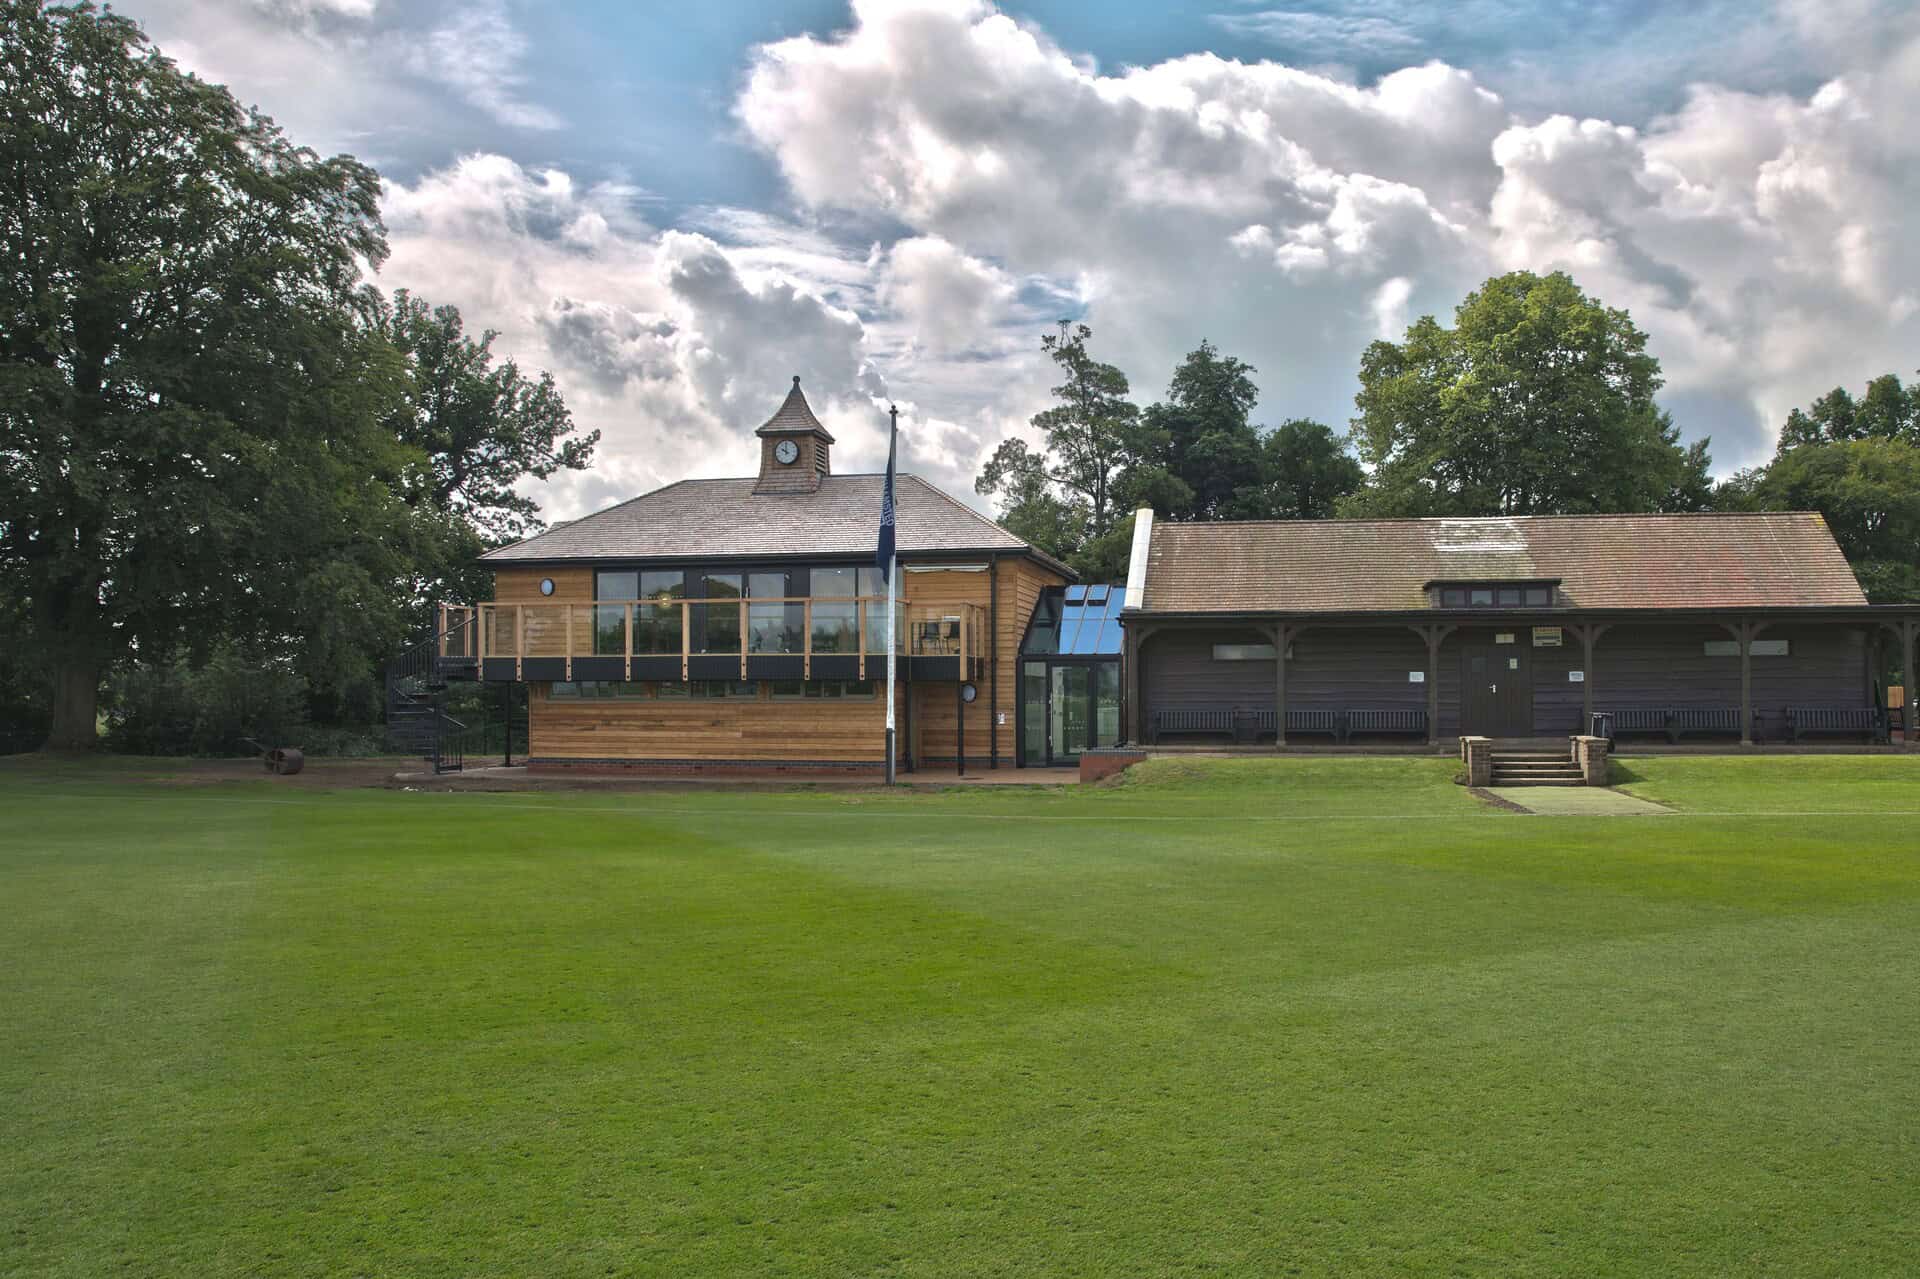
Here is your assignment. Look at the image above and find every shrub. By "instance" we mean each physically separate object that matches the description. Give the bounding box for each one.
[105,646,310,756]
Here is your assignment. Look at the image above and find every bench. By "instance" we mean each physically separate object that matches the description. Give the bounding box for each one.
[1346,709,1427,739]
[1785,706,1886,742]
[1153,708,1233,737]
[1671,707,1742,741]
[1284,709,1341,741]
[1597,706,1743,743]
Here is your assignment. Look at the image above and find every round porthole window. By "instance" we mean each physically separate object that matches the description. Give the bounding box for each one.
[539,578,555,596]
[960,682,978,703]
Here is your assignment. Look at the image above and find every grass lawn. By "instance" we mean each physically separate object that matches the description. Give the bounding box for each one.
[4,754,1919,1276]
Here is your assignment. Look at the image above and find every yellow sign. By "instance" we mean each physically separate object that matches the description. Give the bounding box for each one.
[1533,626,1563,647]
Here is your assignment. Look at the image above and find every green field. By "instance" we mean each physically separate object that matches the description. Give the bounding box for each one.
[4,755,1919,1276]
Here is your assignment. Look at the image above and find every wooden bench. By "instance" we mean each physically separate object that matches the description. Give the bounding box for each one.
[1153,708,1234,737]
[1284,709,1341,740]
[1671,707,1742,741]
[1599,706,1742,743]
[1785,706,1885,742]
[1600,707,1669,740]
[1346,708,1427,740]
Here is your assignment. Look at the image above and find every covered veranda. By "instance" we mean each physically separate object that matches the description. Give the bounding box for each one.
[1122,608,1919,750]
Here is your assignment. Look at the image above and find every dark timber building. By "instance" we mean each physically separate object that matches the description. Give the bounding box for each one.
[1119,508,1919,748]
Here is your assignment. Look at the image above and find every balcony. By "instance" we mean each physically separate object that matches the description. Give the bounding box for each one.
[439,598,987,684]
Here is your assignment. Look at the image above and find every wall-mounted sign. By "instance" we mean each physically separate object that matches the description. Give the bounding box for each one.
[1508,657,1520,670]
[1569,670,1585,682]
[1532,626,1563,647]
[1408,670,1426,683]
[1494,632,1516,644]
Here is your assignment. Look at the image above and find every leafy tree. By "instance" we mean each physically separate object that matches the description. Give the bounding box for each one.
[1129,340,1263,520]
[383,290,598,545]
[1344,271,1710,517]
[1780,373,1916,449]
[1250,419,1364,519]
[977,322,1140,552]
[380,290,598,634]
[0,1,408,747]
[1724,371,1920,603]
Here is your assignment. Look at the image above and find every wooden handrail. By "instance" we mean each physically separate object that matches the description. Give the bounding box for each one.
[470,597,923,661]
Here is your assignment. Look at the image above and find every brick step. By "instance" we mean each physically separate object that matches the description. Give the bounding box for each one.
[1490,753,1572,763]
[1494,777,1586,787]
[1493,760,1581,771]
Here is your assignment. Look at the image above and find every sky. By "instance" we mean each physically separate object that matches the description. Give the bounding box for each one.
[136,0,1920,522]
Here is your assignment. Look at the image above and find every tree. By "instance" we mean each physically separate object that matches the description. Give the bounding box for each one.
[1254,419,1365,519]
[0,1,406,747]
[1129,339,1263,520]
[1344,271,1710,517]
[383,290,598,546]
[977,323,1140,557]
[1725,371,1920,603]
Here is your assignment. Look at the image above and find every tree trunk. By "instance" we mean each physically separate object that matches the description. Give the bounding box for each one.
[44,655,102,751]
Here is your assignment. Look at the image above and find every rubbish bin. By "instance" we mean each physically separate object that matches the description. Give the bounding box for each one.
[1231,711,1257,745]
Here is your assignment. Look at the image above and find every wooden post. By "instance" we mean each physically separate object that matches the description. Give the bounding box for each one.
[681,600,690,682]
[515,604,524,682]
[1272,623,1290,747]
[1738,619,1754,746]
[1575,623,1609,734]
[988,555,999,769]
[1122,625,1138,744]
[1126,624,1150,745]
[564,602,573,680]
[858,594,867,682]
[739,599,748,680]
[1896,618,1912,748]
[803,599,812,680]
[623,603,632,681]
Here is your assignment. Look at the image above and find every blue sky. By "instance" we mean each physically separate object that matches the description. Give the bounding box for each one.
[140,0,1920,519]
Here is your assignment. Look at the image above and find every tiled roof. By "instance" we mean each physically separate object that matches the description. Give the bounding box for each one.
[755,377,834,441]
[1138,513,1867,613]
[482,473,1068,573]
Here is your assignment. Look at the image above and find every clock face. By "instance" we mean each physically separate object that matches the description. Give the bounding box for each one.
[774,439,800,465]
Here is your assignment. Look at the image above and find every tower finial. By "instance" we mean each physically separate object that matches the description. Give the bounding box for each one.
[792,374,801,386]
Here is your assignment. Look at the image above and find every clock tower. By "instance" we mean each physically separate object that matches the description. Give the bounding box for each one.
[752,376,836,495]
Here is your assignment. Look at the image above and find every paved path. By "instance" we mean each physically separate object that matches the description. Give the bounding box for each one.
[1488,787,1672,815]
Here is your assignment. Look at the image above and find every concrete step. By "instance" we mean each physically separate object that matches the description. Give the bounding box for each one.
[1493,778,1586,787]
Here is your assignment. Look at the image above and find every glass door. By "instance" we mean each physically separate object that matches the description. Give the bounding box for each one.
[1050,665,1091,762]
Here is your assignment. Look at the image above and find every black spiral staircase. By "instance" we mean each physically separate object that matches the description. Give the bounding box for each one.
[385,611,481,774]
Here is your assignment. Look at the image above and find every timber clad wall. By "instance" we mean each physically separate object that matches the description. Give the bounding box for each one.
[1141,622,1873,741]
[912,558,1066,763]
[528,684,888,764]
[504,556,1066,768]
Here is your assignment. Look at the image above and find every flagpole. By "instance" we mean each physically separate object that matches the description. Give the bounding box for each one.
[884,405,899,786]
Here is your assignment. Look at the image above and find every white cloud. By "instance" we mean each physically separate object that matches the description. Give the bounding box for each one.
[405,1,561,131]
[878,236,1018,351]
[737,0,1920,470]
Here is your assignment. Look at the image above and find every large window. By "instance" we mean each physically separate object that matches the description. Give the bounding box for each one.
[809,566,859,653]
[748,571,803,654]
[700,573,743,654]
[597,569,685,654]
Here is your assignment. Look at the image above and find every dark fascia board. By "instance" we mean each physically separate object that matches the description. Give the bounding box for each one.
[1123,604,1920,624]
[477,547,1076,579]
[1422,576,1563,589]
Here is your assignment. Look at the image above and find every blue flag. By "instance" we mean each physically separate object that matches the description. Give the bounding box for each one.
[876,406,897,582]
